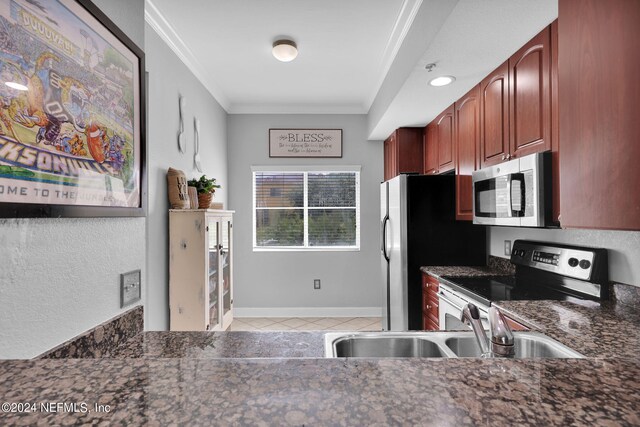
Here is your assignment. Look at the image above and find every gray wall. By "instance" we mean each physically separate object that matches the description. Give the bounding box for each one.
[0,0,145,359]
[488,227,640,286]
[145,25,228,330]
[227,115,383,316]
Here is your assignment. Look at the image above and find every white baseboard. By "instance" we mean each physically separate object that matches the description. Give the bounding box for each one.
[233,307,381,318]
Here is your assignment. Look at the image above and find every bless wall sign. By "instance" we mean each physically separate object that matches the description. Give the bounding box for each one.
[269,129,342,158]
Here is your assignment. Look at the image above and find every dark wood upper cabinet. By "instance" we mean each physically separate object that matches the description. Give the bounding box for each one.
[479,25,553,170]
[454,85,480,221]
[550,19,560,224]
[424,105,455,175]
[480,61,510,168]
[383,136,396,181]
[383,128,423,181]
[423,123,438,175]
[558,0,640,230]
[509,26,552,159]
[436,105,455,174]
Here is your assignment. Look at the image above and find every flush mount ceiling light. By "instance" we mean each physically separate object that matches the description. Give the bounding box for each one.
[429,76,456,87]
[272,39,298,62]
[4,81,28,91]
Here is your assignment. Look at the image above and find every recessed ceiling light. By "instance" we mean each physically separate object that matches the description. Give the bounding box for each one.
[272,39,298,62]
[4,81,28,91]
[429,76,456,87]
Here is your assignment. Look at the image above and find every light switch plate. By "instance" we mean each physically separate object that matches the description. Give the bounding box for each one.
[121,269,141,308]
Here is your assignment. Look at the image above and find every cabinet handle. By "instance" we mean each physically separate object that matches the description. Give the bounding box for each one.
[501,154,506,160]
[425,304,432,310]
[425,283,430,288]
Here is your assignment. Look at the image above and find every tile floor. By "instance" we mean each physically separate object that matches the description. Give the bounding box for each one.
[229,317,382,332]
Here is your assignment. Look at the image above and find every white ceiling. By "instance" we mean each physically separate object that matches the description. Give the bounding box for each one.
[145,0,558,140]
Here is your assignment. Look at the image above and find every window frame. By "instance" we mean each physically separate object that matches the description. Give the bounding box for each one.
[252,165,361,252]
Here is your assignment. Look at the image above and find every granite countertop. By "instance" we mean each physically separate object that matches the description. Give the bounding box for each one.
[420,265,508,279]
[422,262,640,361]
[109,331,326,358]
[2,357,640,426]
[4,261,639,425]
[494,299,640,359]
[421,257,515,280]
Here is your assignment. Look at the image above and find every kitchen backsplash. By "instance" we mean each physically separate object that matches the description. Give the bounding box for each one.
[487,256,516,275]
[37,306,143,359]
[612,283,640,308]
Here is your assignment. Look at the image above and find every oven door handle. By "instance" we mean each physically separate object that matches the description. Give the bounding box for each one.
[439,291,489,322]
[438,291,465,312]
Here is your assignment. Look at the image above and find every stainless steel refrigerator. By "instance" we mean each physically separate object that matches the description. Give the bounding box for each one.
[380,174,486,331]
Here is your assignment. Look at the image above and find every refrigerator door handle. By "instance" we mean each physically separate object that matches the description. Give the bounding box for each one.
[381,215,390,261]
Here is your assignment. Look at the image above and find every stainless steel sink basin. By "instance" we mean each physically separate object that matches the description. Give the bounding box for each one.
[324,331,583,359]
[444,332,584,358]
[332,335,449,358]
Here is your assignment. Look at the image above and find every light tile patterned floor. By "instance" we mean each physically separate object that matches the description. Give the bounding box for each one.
[229,317,382,332]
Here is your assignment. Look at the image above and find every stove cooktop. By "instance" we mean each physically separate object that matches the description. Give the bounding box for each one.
[439,275,590,306]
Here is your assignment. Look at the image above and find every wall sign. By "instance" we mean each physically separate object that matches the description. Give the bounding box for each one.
[269,129,342,158]
[0,0,146,218]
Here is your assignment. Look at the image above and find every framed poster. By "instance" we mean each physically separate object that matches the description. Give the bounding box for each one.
[0,0,146,217]
[269,129,342,158]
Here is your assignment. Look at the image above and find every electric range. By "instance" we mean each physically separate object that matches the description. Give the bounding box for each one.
[437,240,609,330]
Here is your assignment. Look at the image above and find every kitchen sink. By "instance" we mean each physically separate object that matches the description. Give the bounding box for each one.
[324,332,583,359]
[332,335,449,358]
[444,332,584,358]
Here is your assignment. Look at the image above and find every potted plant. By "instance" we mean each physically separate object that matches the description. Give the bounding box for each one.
[187,175,221,209]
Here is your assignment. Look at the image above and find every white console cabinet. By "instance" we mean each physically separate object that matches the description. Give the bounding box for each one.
[169,210,234,331]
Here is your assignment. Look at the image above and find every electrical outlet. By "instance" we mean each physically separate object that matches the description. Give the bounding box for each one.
[121,270,141,308]
[314,279,321,290]
[504,240,512,256]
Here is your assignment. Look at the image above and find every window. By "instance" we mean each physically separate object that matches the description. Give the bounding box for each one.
[253,167,360,250]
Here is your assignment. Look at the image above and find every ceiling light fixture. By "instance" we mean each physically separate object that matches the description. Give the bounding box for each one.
[4,81,28,91]
[429,76,456,87]
[272,39,298,62]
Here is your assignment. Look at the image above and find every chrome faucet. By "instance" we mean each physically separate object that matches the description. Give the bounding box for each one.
[460,303,515,358]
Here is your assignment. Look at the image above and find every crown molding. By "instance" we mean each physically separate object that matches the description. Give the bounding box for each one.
[145,0,231,111]
[365,0,422,110]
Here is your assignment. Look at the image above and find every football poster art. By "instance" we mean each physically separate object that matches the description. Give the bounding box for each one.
[0,0,141,208]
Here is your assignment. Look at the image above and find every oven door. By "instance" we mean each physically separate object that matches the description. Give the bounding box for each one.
[438,284,489,331]
[472,153,546,227]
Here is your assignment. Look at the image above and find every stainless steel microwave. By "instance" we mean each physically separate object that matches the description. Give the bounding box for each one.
[472,152,551,227]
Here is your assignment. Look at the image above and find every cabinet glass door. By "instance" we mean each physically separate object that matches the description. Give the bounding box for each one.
[221,219,232,320]
[207,219,220,330]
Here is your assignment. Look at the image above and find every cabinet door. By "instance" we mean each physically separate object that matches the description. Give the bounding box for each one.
[383,136,394,181]
[550,20,560,224]
[509,27,551,159]
[559,0,640,230]
[396,128,424,175]
[423,123,438,174]
[436,105,455,173]
[220,217,233,328]
[422,274,439,330]
[207,218,221,331]
[455,85,480,221]
[480,61,510,167]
